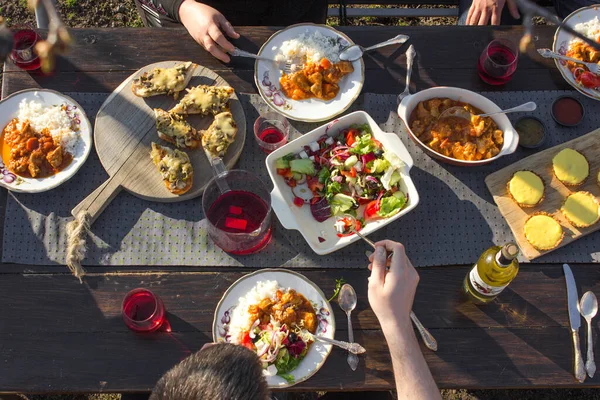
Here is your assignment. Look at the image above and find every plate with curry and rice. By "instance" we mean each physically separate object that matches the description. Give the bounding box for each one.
[0,89,93,193]
[213,269,335,388]
[255,23,365,122]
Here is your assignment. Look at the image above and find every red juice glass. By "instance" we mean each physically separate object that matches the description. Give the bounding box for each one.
[10,29,41,71]
[477,39,518,85]
[202,170,272,255]
[253,112,289,154]
[122,288,166,332]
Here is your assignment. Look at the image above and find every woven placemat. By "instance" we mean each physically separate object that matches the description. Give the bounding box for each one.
[3,91,599,267]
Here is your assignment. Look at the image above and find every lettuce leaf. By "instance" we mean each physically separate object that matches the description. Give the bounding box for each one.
[377,192,407,218]
[330,193,357,216]
[350,134,379,155]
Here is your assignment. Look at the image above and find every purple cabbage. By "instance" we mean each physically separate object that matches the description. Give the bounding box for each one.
[310,197,331,223]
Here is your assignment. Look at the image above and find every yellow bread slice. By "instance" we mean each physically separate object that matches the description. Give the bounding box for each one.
[508,171,545,207]
[524,213,564,251]
[552,148,589,186]
[561,191,600,228]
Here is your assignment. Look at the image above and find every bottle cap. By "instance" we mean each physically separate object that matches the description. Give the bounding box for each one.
[498,242,520,265]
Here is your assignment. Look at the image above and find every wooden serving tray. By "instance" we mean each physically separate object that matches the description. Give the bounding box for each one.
[485,128,600,260]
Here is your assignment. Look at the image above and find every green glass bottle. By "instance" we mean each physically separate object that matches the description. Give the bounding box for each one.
[463,243,520,304]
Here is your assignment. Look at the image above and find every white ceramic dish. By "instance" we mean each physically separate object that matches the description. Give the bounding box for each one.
[397,87,519,166]
[266,111,419,255]
[212,268,335,388]
[255,23,365,122]
[553,5,600,101]
[0,89,93,192]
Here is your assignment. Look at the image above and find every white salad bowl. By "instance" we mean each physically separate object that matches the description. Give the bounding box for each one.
[397,86,520,166]
[266,111,419,255]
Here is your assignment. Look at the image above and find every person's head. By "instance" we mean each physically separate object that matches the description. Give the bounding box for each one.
[150,343,269,400]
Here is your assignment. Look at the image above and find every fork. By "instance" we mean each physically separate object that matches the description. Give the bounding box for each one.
[230,47,299,74]
[537,48,600,75]
[397,45,416,105]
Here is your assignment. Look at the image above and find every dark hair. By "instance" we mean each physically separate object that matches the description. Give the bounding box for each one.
[150,343,269,400]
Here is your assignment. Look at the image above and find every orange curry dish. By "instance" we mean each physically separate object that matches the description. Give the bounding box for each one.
[409,98,504,161]
[248,289,318,334]
[1,119,73,178]
[279,58,354,101]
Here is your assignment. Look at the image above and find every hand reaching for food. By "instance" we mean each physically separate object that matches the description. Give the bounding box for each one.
[466,0,519,25]
[367,240,419,329]
[178,0,240,63]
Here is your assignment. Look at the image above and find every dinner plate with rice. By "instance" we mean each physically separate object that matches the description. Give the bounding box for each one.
[553,5,600,100]
[0,89,92,192]
[213,269,335,388]
[255,23,365,122]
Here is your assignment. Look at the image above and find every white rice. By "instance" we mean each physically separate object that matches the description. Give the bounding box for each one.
[573,16,600,40]
[273,30,341,65]
[17,99,81,155]
[228,280,281,344]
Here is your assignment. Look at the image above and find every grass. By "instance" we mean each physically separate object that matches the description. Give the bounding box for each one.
[63,0,78,9]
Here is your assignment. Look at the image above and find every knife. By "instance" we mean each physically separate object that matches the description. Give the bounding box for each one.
[564,263,586,383]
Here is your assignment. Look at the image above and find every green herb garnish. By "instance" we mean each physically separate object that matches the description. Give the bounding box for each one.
[328,277,346,302]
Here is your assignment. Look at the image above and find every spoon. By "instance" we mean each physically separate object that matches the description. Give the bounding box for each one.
[339,34,409,62]
[338,284,359,371]
[397,45,416,104]
[438,101,537,122]
[580,291,598,378]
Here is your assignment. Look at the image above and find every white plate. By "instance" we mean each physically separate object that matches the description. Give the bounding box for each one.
[255,23,365,122]
[0,89,93,192]
[212,269,335,388]
[553,5,600,101]
[266,110,420,255]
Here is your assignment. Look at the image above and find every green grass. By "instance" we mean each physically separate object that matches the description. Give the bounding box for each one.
[67,11,76,20]
[18,0,28,9]
[64,0,78,9]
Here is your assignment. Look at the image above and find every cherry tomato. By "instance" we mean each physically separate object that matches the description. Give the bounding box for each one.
[277,168,290,176]
[336,217,362,237]
[364,200,381,221]
[293,197,304,207]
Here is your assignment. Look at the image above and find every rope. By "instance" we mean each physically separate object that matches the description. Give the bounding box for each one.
[65,210,91,282]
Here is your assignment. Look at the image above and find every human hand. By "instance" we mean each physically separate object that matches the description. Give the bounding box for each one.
[466,0,519,25]
[367,240,419,330]
[179,0,240,63]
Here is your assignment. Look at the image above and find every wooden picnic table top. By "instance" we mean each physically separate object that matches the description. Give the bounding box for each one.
[1,25,599,394]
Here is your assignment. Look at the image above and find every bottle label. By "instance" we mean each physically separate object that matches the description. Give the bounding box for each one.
[469,265,508,297]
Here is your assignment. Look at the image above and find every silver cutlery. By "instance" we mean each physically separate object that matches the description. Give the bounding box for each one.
[306,332,366,354]
[230,47,297,74]
[580,291,598,378]
[397,44,416,104]
[338,284,360,371]
[564,263,586,383]
[339,34,409,62]
[537,48,600,75]
[438,101,537,122]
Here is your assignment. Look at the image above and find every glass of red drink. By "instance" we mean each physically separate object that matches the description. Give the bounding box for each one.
[477,39,518,85]
[122,288,166,332]
[253,112,289,154]
[203,170,272,255]
[10,29,41,71]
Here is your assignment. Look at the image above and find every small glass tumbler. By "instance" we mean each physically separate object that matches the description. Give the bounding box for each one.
[10,29,41,71]
[253,112,289,154]
[122,288,166,332]
[477,39,518,85]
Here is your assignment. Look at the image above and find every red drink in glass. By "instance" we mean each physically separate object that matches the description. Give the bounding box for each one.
[203,170,272,255]
[122,288,166,332]
[10,29,41,71]
[254,112,289,154]
[477,39,518,85]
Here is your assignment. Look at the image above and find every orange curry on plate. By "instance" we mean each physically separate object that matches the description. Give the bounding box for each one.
[280,58,354,101]
[409,98,504,161]
[1,119,72,178]
[248,289,318,334]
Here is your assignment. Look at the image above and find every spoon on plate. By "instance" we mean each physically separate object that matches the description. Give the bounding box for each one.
[580,291,598,378]
[338,284,360,371]
[438,101,537,122]
[339,34,409,62]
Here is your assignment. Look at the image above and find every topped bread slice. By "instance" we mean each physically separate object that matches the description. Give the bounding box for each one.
[170,85,234,116]
[132,62,197,99]
[154,108,200,149]
[201,111,238,159]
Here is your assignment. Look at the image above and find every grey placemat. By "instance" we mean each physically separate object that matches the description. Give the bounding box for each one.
[3,91,599,267]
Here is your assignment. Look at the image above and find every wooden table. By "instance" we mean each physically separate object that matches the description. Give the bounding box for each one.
[1,26,599,394]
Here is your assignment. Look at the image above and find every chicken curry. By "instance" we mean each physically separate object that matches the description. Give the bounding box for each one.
[409,98,504,161]
[280,58,354,101]
[1,119,72,178]
[248,289,318,334]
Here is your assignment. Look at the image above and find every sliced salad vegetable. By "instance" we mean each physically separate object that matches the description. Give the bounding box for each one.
[275,124,409,236]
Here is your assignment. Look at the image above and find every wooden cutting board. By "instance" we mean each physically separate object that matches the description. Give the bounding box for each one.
[485,128,600,260]
[71,61,246,223]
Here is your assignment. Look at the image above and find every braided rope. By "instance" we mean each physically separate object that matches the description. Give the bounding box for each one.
[65,210,91,282]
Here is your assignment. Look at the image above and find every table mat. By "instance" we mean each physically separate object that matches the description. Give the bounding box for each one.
[3,91,599,268]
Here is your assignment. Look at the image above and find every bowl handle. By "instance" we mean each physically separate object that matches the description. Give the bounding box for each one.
[502,128,520,156]
[270,187,299,230]
[379,131,414,170]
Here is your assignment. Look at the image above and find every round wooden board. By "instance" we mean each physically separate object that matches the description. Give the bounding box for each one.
[94,61,246,202]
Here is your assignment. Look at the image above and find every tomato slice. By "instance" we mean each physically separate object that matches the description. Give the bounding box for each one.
[364,200,380,221]
[241,332,253,349]
[346,130,356,147]
[293,197,304,207]
[580,71,600,89]
[277,168,289,176]
[336,217,362,237]
[285,177,297,187]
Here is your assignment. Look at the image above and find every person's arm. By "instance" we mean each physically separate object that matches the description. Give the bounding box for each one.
[368,241,441,400]
[466,0,519,25]
[165,0,240,62]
